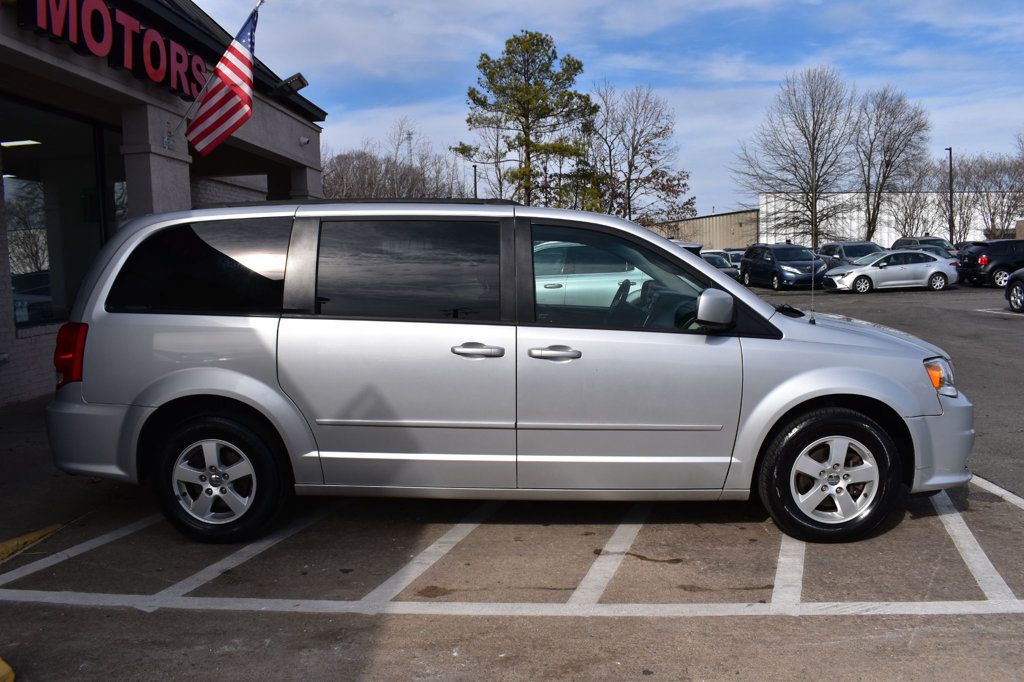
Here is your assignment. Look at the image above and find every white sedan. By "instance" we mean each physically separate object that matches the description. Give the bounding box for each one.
[823,250,959,293]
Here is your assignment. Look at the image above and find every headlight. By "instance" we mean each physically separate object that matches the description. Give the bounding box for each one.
[780,265,800,274]
[924,358,957,397]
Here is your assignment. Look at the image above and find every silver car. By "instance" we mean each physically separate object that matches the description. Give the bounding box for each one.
[47,203,973,543]
[823,250,959,294]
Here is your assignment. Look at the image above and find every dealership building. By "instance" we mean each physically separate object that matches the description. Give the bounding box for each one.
[0,0,326,405]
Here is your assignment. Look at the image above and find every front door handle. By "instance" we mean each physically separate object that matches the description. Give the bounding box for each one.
[528,345,582,360]
[451,342,505,358]
[543,283,563,289]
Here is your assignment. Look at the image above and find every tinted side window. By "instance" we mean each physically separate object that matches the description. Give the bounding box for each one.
[316,220,500,322]
[567,244,632,273]
[1013,242,1024,258]
[106,218,291,314]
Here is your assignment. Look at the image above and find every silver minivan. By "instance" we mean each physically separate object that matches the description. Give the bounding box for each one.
[46,202,974,543]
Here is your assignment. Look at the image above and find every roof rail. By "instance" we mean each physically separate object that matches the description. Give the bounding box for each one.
[202,198,522,209]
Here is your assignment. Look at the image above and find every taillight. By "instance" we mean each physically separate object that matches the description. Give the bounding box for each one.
[54,322,88,389]
[949,261,958,266]
[978,254,990,266]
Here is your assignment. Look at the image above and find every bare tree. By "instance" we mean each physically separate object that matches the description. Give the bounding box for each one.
[886,157,938,238]
[734,66,857,249]
[854,86,930,241]
[934,154,979,244]
[4,181,49,275]
[589,83,696,225]
[972,153,1024,239]
[322,119,468,200]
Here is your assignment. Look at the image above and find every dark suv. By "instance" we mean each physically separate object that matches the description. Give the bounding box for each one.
[740,243,827,290]
[892,236,957,255]
[817,241,884,267]
[957,240,1024,288]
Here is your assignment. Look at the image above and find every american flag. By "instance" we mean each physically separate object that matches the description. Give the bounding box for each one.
[186,8,260,156]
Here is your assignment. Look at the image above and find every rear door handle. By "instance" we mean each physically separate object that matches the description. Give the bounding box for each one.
[528,345,582,360]
[451,342,505,358]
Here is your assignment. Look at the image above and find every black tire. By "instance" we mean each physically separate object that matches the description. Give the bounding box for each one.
[1009,281,1024,313]
[852,275,872,294]
[757,407,904,542]
[927,272,948,291]
[155,415,291,543]
[771,274,780,291]
[991,269,1011,288]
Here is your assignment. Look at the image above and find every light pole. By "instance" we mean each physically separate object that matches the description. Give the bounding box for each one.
[944,147,954,242]
[472,164,478,199]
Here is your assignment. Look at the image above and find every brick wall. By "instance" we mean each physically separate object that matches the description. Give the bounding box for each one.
[191,175,268,207]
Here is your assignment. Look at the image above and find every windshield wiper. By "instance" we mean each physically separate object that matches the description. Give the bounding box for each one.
[774,303,805,318]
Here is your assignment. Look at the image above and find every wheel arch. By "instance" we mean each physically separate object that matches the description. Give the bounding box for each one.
[746,394,915,501]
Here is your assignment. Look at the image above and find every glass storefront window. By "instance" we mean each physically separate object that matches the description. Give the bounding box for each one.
[1,97,122,327]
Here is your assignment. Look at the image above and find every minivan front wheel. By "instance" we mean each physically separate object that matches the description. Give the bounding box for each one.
[156,416,289,543]
[758,408,903,542]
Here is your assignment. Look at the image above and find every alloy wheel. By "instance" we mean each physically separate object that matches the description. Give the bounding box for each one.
[789,435,879,525]
[929,273,946,290]
[1011,282,1024,312]
[993,270,1010,288]
[172,439,257,524]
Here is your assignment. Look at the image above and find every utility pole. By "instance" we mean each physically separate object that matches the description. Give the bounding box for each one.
[945,146,954,242]
[472,164,478,199]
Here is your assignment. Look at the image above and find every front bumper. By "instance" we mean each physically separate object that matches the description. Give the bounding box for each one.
[778,271,827,288]
[906,391,975,492]
[46,384,153,483]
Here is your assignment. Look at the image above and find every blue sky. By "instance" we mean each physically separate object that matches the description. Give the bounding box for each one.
[202,0,1024,214]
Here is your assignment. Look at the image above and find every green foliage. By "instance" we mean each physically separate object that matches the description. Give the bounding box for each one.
[463,30,598,206]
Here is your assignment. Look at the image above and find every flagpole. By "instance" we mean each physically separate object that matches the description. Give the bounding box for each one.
[162,0,267,150]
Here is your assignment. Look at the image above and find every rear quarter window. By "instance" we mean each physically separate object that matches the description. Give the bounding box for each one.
[105,217,292,315]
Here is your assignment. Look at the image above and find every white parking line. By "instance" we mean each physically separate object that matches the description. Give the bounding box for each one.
[0,515,161,588]
[931,490,1017,602]
[769,534,806,613]
[358,501,500,605]
[972,476,1024,512]
[568,502,653,605]
[0,588,1021,618]
[153,506,335,602]
[974,308,1021,317]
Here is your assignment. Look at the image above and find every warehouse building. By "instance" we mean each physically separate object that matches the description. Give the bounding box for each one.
[650,209,759,249]
[1,0,326,405]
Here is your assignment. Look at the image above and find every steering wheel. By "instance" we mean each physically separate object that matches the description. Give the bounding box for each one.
[607,278,634,323]
[674,301,699,330]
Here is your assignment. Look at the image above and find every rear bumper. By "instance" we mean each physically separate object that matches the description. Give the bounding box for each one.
[906,392,975,492]
[46,384,152,483]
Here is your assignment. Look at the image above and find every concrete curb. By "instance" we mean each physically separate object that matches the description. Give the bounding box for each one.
[0,524,63,565]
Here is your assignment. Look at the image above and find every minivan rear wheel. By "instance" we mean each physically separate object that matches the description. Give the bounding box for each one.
[156,416,289,543]
[757,407,903,542]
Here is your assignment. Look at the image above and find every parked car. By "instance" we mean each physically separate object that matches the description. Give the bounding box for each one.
[722,248,745,266]
[739,243,828,290]
[817,241,884,267]
[957,239,1024,288]
[47,202,973,544]
[910,244,957,260]
[1006,268,1024,313]
[823,250,958,293]
[701,252,740,280]
[891,235,958,255]
[955,241,985,252]
[669,239,703,255]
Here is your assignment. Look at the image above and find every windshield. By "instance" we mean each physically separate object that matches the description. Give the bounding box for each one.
[772,247,815,261]
[702,254,730,268]
[853,253,884,265]
[845,243,882,258]
[922,238,955,251]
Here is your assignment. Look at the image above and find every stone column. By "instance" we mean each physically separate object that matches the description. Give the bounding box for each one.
[120,104,192,221]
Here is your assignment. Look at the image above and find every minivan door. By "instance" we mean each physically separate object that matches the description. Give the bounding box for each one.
[278,216,517,489]
[517,222,743,490]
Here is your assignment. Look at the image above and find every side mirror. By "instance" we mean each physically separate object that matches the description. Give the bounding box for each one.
[696,289,734,331]
[876,262,887,269]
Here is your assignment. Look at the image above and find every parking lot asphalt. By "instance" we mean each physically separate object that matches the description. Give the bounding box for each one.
[1,284,1022,679]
